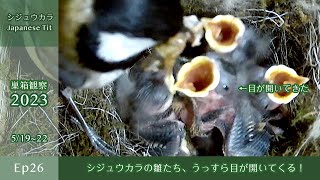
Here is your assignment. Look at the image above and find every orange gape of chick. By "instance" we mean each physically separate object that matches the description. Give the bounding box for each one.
[172,15,245,98]
[174,56,220,97]
[264,65,309,104]
[201,15,245,53]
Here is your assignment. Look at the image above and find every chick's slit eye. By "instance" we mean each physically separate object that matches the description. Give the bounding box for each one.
[223,84,229,90]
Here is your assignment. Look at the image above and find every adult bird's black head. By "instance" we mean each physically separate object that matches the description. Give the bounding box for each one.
[59,0,184,89]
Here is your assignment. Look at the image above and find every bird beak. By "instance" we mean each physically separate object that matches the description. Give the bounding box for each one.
[155,32,189,94]
[173,56,220,97]
[201,15,245,53]
[264,65,310,104]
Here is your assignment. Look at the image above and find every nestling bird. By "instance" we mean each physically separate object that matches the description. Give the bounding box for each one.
[174,56,286,156]
[221,27,271,66]
[114,60,191,156]
[173,54,237,156]
[201,55,290,156]
[59,0,184,89]
[200,15,271,66]
[224,60,291,156]
[169,25,286,156]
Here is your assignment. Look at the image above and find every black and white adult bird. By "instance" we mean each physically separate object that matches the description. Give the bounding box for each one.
[58,0,185,156]
[59,0,184,89]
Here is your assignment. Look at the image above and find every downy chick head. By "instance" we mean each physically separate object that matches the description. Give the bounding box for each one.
[129,68,174,115]
[203,21,271,66]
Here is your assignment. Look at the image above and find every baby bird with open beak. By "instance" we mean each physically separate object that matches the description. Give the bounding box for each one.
[170,21,289,156]
[201,15,271,66]
[173,55,289,156]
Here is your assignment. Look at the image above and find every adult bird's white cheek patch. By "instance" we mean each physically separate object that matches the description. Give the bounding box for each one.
[97,32,157,62]
[82,69,125,89]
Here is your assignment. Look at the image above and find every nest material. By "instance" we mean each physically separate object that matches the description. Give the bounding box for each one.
[59,0,320,156]
[0,47,60,156]
[0,47,10,144]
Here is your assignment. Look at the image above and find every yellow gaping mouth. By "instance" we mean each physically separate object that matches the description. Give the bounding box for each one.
[201,15,245,53]
[173,56,220,97]
[264,65,310,104]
